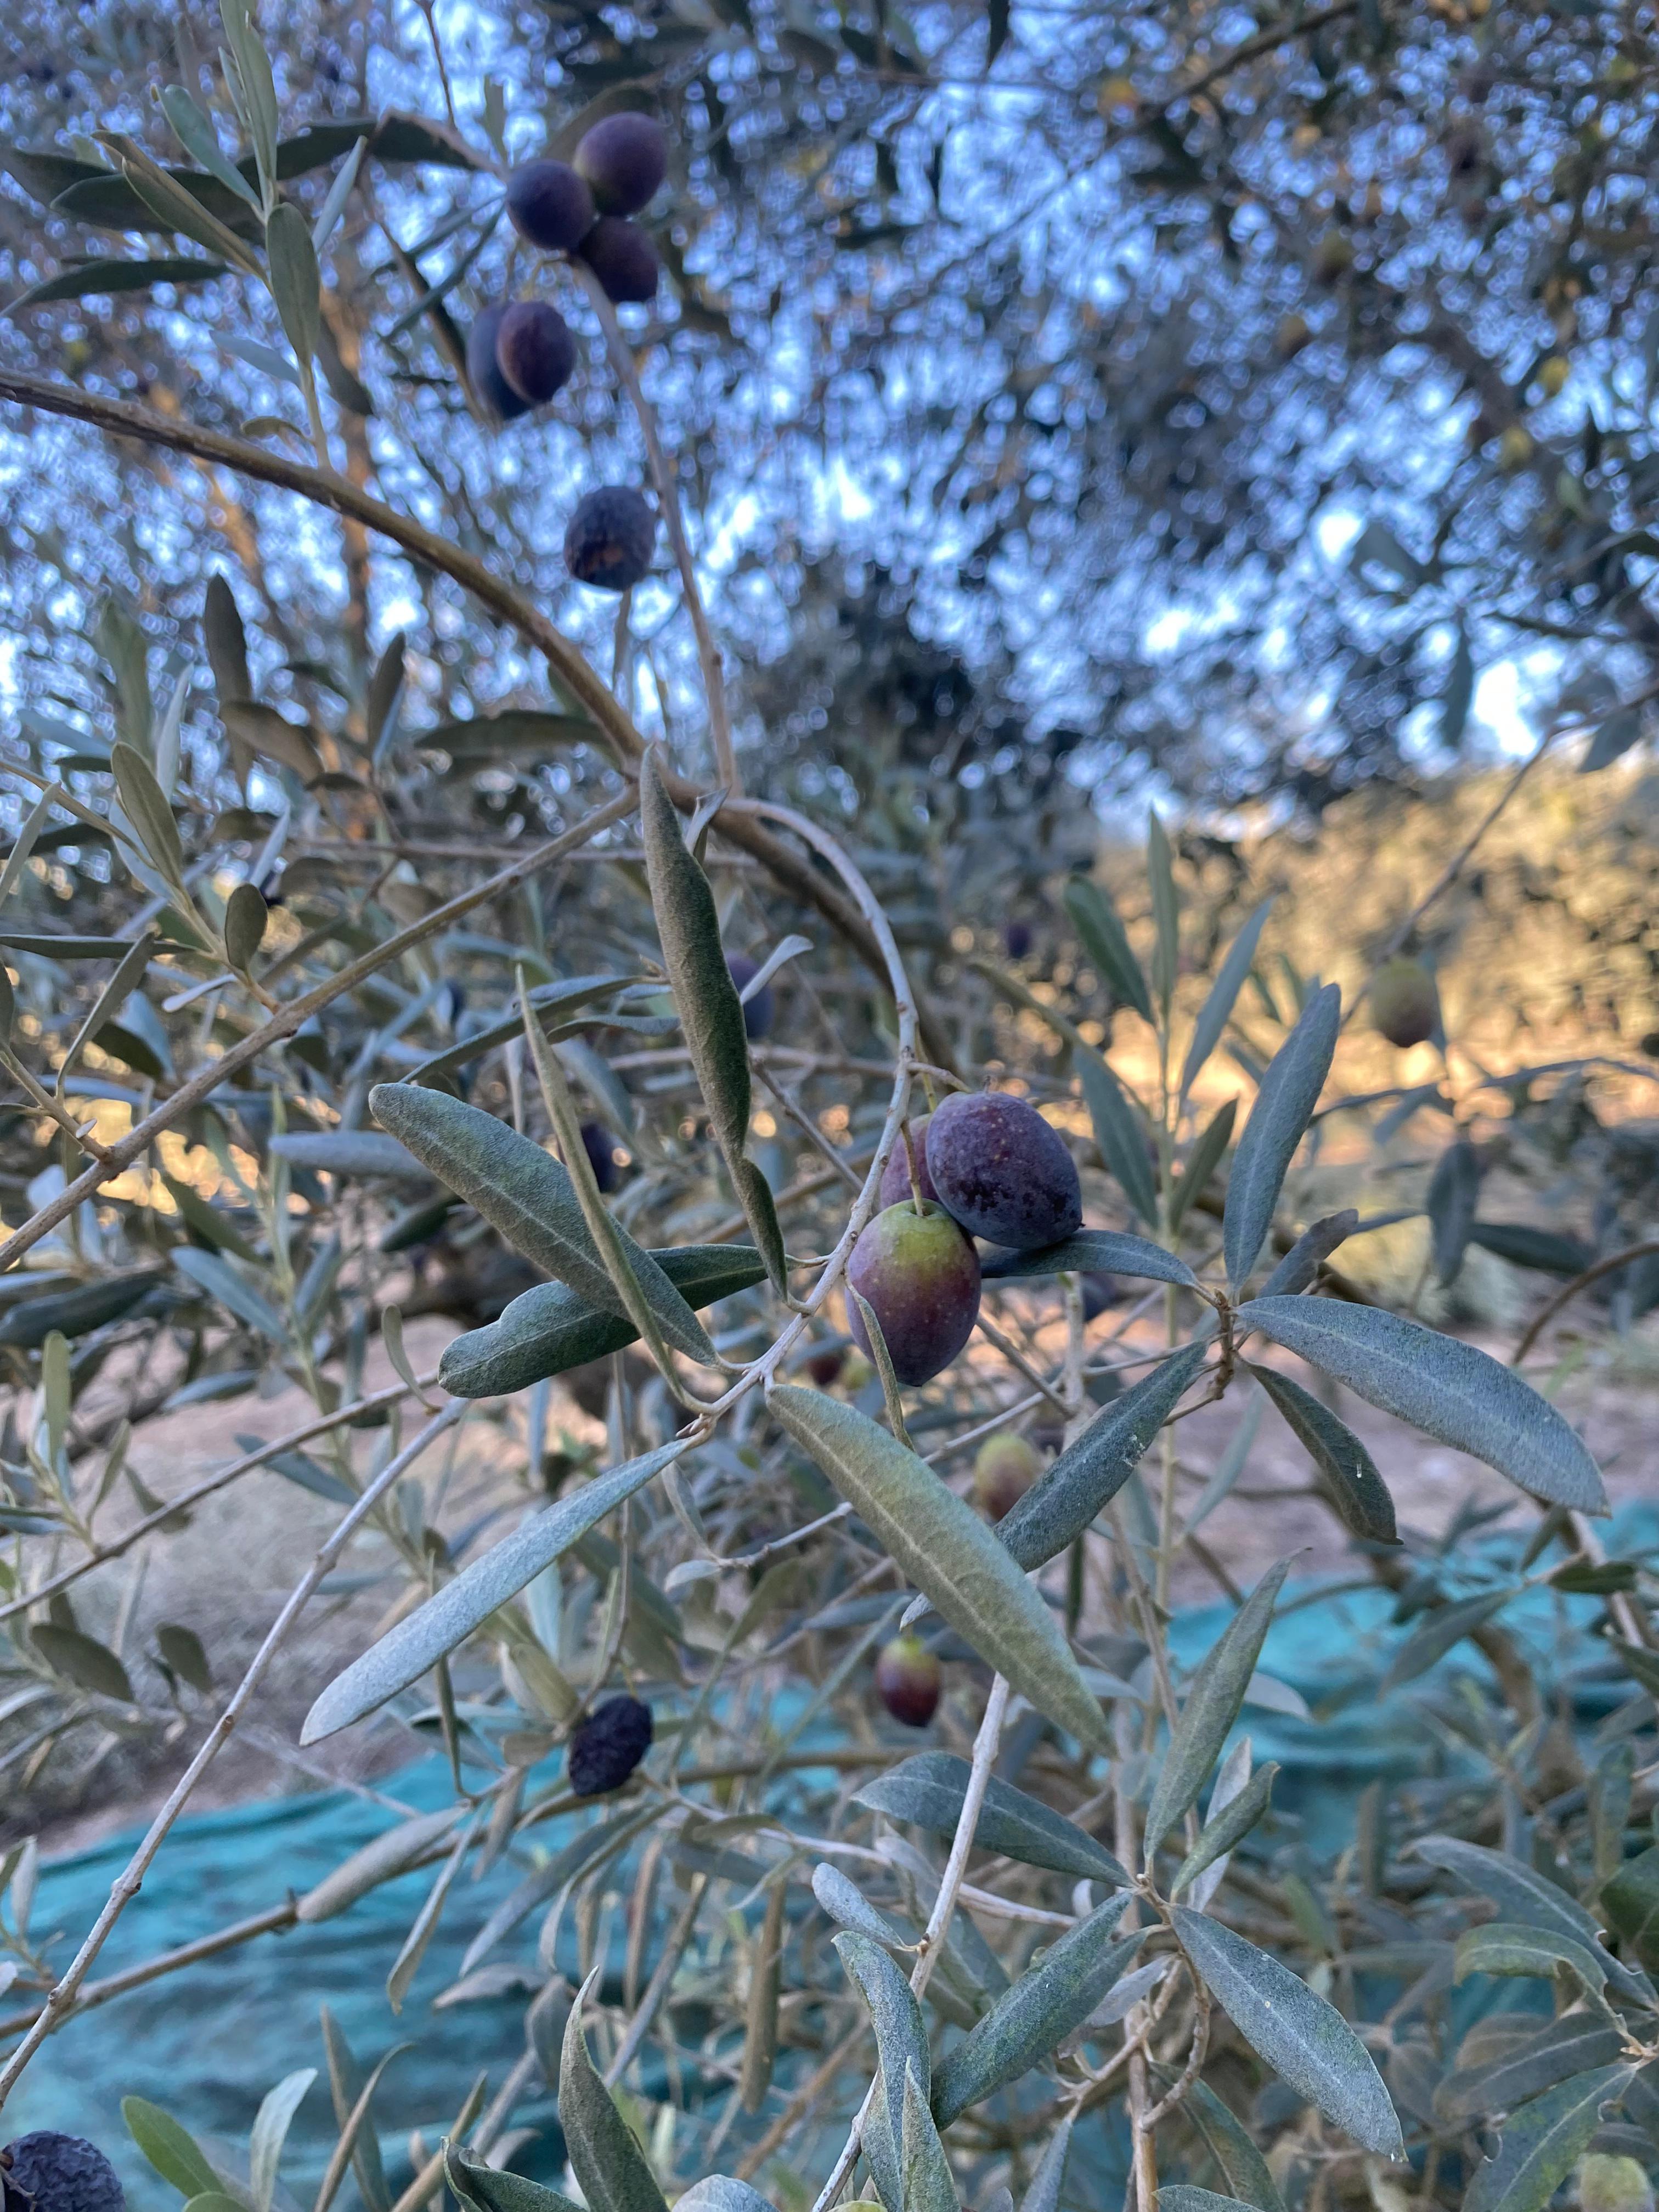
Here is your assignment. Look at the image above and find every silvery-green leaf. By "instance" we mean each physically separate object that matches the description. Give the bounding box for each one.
[406,973,640,1084]
[812,1863,915,1948]
[0,1269,163,1349]
[1435,2018,1626,2129]
[446,2147,582,2212]
[33,1623,133,1702]
[249,2070,314,2212]
[97,134,261,272]
[1464,2068,1634,2212]
[269,1131,428,1180]
[1468,1221,1595,1277]
[460,1804,661,1974]
[854,1752,1127,1884]
[639,749,786,1290]
[0,933,134,959]
[312,135,369,252]
[1171,1763,1278,1897]
[902,2060,958,2212]
[1077,1045,1159,1227]
[1147,812,1180,1017]
[560,1976,672,2212]
[1171,1908,1403,2157]
[122,2098,223,2199]
[1020,2118,1073,2212]
[1454,1921,1607,1991]
[159,87,263,213]
[1184,1392,1262,1539]
[932,1897,1139,2124]
[676,2185,779,2212]
[301,1440,687,1742]
[1381,1587,1515,1691]
[1063,876,1151,1024]
[387,1822,472,2012]
[294,1808,460,1922]
[1144,1559,1289,1857]
[1160,2194,1263,2212]
[320,2010,392,2212]
[266,202,321,365]
[1428,1137,1481,1285]
[440,1248,766,1399]
[1238,1296,1607,1512]
[1256,1210,1359,1299]
[980,1230,1195,1289]
[768,1389,1109,1751]
[1185,2081,1287,2212]
[1248,1363,1396,1544]
[1168,1098,1237,1237]
[0,786,63,905]
[1223,983,1340,1288]
[835,1933,930,2211]
[1413,1837,1632,1990]
[369,1082,712,1361]
[172,1246,286,1342]
[997,1342,1209,1573]
[57,934,152,1092]
[1181,900,1273,1103]
[111,741,185,886]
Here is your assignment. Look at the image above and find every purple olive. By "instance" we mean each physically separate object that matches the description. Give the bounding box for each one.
[577,217,659,304]
[874,1634,940,1727]
[878,1118,939,1209]
[1004,919,1032,961]
[565,487,658,590]
[574,113,669,216]
[465,306,531,423]
[805,1345,847,1386]
[568,1693,653,1795]
[505,159,596,251]
[846,1201,980,1387]
[579,1120,619,1194]
[494,300,577,405]
[0,2136,125,2212]
[726,953,774,1041]
[973,1431,1041,1522]
[926,1091,1082,1251]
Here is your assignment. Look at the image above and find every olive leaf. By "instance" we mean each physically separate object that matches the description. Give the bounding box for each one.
[268,1132,428,1179]
[980,1229,1195,1290]
[996,1342,1210,1575]
[406,973,641,1085]
[1381,1587,1516,1691]
[265,202,321,365]
[1147,812,1180,1017]
[0,1269,162,1348]
[1171,1763,1278,1897]
[33,1623,133,1701]
[1237,1295,1607,1513]
[447,2148,582,2212]
[1428,1137,1481,1284]
[1256,1209,1359,1298]
[158,87,263,215]
[439,1247,766,1398]
[768,1387,1110,1751]
[1463,2068,1635,2212]
[1144,1559,1289,1856]
[1063,875,1152,1023]
[638,748,786,1291]
[1168,1098,1237,1236]
[1171,1908,1403,2157]
[1223,982,1340,1288]
[560,1973,673,2212]
[249,2070,315,2212]
[902,2061,958,2212]
[1181,898,1272,1103]
[854,1751,1128,1884]
[111,741,186,888]
[369,1082,714,1362]
[1159,2193,1262,2212]
[1435,2018,1626,2129]
[834,1932,930,2211]
[123,2098,223,2199]
[1185,2081,1288,2212]
[1413,1836,1636,1991]
[1454,1922,1607,1991]
[1021,2119,1074,2212]
[294,1808,461,1923]
[932,1896,1140,2124]
[1076,1045,1159,1227]
[1247,1363,1397,1544]
[301,1440,688,1742]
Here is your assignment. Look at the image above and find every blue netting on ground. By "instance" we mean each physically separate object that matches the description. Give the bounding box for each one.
[13,1508,1655,2208]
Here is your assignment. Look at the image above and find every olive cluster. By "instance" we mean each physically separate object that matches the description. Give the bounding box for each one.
[468,114,670,591]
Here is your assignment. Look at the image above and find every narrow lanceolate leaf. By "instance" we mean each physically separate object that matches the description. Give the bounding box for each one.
[111,741,185,885]
[1171,1909,1403,2158]
[996,1343,1210,1574]
[249,2070,315,2212]
[301,1441,687,1742]
[521,975,714,1374]
[368,1083,712,1362]
[439,1248,766,1399]
[1020,2119,1073,2212]
[1063,876,1152,1024]
[1144,1560,1290,1857]
[407,973,641,1084]
[33,1624,133,1702]
[560,1978,672,2212]
[1147,812,1180,1017]
[1256,1210,1359,1299]
[901,2061,958,2212]
[1185,2081,1287,2212]
[740,1880,787,2111]
[1237,1296,1607,1513]
[835,1933,930,2212]
[1168,1098,1237,1237]
[1077,1045,1159,1227]
[1159,2193,1263,2212]
[1454,1922,1607,1991]
[1435,2018,1627,2129]
[447,2148,582,2212]
[1223,983,1340,1288]
[122,2099,222,2199]
[1429,1137,1481,1284]
[266,202,321,365]
[768,1389,1109,1751]
[294,1808,460,1922]
[1181,900,1273,1103]
[933,1898,1139,2125]
[854,1751,1128,1885]
[638,749,786,1291]
[1248,1364,1396,1544]
[1171,1764,1279,1897]
[1413,1837,1632,1990]
[980,1230,1195,1290]
[674,2186,778,2212]
[1463,2068,1635,2212]
[1381,1587,1515,1691]
[269,1131,428,1179]
[58,932,154,1093]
